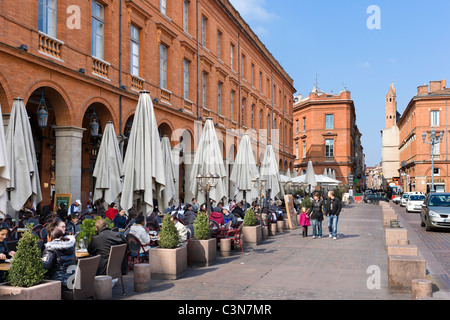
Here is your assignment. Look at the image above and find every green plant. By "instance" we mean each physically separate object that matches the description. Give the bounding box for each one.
[300,196,312,210]
[332,186,347,201]
[243,208,257,227]
[6,224,46,287]
[158,214,180,249]
[77,216,114,247]
[193,211,210,240]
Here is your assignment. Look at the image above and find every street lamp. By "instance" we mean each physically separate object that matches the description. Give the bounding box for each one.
[196,173,220,215]
[422,128,444,193]
[37,89,49,130]
[252,177,267,206]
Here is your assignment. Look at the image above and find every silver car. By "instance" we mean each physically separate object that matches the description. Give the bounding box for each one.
[420,193,450,231]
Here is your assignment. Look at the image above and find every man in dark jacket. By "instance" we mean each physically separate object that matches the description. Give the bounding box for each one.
[182,204,197,226]
[324,190,342,240]
[88,219,126,275]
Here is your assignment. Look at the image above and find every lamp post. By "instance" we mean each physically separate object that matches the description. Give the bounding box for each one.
[422,128,444,193]
[252,177,267,207]
[196,173,220,215]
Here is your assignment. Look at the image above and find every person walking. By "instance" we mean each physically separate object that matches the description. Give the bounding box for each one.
[308,192,324,239]
[324,190,342,240]
[298,206,310,237]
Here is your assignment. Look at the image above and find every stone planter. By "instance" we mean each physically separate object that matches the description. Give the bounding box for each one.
[242,225,262,247]
[0,280,61,300]
[148,246,187,280]
[187,238,217,267]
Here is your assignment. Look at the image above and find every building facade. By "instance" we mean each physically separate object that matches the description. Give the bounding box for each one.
[293,87,364,187]
[0,0,296,209]
[398,79,449,193]
[381,82,400,192]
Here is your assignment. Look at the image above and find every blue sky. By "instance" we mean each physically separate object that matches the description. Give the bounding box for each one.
[229,0,450,167]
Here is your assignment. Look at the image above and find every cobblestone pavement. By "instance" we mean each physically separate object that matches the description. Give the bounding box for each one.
[390,201,450,298]
[112,203,437,300]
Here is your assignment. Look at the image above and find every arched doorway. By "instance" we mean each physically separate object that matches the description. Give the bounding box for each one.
[81,102,114,208]
[24,86,70,210]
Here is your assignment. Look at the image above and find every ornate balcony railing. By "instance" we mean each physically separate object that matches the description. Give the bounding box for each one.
[131,75,144,91]
[38,32,64,60]
[92,57,110,78]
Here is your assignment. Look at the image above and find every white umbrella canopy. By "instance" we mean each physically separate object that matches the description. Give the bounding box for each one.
[93,121,124,206]
[5,98,42,212]
[189,118,227,206]
[260,144,284,200]
[230,134,259,204]
[161,136,177,209]
[304,160,317,190]
[120,91,165,217]
[0,104,10,218]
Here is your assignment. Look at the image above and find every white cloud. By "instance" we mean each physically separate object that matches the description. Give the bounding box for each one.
[229,0,278,22]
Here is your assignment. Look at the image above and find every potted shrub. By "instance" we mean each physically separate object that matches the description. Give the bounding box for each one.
[242,208,262,247]
[76,216,113,247]
[188,211,216,266]
[148,214,187,280]
[0,224,61,300]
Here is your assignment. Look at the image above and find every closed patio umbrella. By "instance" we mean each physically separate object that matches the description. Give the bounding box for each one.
[93,121,124,206]
[304,160,317,195]
[260,144,284,200]
[190,118,227,208]
[120,91,165,217]
[230,134,259,205]
[161,135,177,209]
[5,98,42,219]
[0,104,10,218]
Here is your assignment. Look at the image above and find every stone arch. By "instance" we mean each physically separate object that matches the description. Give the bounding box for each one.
[22,79,74,126]
[80,96,117,131]
[158,120,174,141]
[0,71,13,113]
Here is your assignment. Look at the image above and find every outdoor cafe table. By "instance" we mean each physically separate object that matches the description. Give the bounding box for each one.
[75,249,89,258]
[0,262,11,271]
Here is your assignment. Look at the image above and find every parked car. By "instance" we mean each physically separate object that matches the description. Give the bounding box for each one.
[400,193,411,207]
[406,194,426,213]
[363,193,387,204]
[420,193,450,231]
[393,195,402,204]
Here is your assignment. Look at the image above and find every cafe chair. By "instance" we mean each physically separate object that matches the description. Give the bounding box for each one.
[7,226,18,241]
[26,219,39,228]
[62,255,100,300]
[125,233,149,274]
[106,243,127,295]
[226,223,244,253]
[32,224,44,237]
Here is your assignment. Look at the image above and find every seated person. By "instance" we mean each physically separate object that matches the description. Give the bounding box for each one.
[113,207,127,229]
[209,207,225,225]
[129,215,151,255]
[182,204,197,226]
[232,202,245,219]
[170,214,189,247]
[41,225,77,291]
[87,219,126,275]
[222,207,237,227]
[0,226,15,283]
[65,213,78,235]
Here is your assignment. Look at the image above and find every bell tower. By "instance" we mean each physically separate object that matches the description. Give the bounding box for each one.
[385,82,397,129]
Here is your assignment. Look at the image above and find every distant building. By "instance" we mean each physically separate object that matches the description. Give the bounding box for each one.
[398,79,449,193]
[381,82,400,192]
[293,87,364,187]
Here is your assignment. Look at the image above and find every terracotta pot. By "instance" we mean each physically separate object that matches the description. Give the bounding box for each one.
[0,280,61,300]
[148,246,187,280]
[242,225,262,246]
[187,238,217,266]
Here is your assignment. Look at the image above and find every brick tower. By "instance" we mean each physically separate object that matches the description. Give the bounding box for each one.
[385,82,397,129]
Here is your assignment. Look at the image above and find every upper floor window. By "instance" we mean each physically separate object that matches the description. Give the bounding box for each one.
[217,31,222,60]
[161,0,167,16]
[201,16,207,47]
[38,0,57,38]
[183,59,190,100]
[431,110,439,127]
[183,0,189,33]
[218,82,222,115]
[325,139,334,157]
[160,44,168,89]
[230,44,235,71]
[130,25,140,77]
[325,114,334,130]
[91,1,105,60]
[202,71,208,108]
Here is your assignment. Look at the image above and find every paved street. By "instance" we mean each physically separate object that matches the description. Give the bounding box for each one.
[389,200,450,297]
[111,202,449,300]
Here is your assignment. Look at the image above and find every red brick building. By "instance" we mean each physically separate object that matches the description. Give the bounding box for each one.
[398,80,449,193]
[293,87,364,186]
[0,0,296,209]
